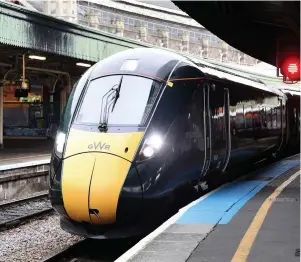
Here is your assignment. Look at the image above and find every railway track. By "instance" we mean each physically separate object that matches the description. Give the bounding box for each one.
[0,193,53,230]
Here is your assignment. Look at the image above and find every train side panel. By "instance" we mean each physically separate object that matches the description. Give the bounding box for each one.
[133,63,206,219]
[226,81,283,166]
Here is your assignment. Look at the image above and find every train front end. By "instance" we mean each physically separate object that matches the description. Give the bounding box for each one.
[48,48,184,238]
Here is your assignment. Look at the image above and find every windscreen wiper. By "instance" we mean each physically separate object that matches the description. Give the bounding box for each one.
[111,75,123,113]
[98,88,115,132]
[98,76,123,132]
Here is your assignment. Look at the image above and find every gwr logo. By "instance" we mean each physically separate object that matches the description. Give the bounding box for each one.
[88,142,110,151]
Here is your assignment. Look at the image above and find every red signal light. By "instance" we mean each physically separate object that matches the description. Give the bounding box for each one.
[288,63,298,74]
[280,56,300,81]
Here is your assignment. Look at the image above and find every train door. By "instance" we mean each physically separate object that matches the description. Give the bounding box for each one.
[203,83,231,176]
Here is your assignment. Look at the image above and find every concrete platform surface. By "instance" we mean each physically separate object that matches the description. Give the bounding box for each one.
[116,155,300,262]
[0,139,52,170]
[0,154,51,171]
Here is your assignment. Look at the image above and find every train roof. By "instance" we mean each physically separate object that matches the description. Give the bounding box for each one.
[183,53,300,98]
[274,86,301,98]
[182,57,284,97]
[89,47,299,98]
[90,48,186,81]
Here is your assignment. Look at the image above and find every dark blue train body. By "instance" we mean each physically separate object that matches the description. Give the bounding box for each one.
[49,48,300,239]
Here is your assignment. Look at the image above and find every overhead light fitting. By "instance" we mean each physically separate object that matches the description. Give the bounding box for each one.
[76,62,91,68]
[29,55,46,61]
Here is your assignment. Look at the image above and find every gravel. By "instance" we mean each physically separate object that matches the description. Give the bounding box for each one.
[0,197,51,223]
[0,213,84,262]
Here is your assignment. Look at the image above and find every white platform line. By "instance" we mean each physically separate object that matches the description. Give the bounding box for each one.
[114,182,230,262]
[0,158,51,171]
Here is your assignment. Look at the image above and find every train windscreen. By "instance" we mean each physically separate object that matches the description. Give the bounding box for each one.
[75,75,162,126]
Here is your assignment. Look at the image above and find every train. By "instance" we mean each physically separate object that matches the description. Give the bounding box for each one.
[49,48,300,239]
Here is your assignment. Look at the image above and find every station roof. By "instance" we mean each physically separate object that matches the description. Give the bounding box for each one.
[0,0,299,94]
[173,1,300,67]
[0,1,150,63]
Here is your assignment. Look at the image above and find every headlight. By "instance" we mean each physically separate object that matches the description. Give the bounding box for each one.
[145,134,163,150]
[54,131,66,158]
[142,146,155,158]
[137,134,163,161]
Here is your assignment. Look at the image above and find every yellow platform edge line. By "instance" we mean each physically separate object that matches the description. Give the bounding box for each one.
[231,170,300,262]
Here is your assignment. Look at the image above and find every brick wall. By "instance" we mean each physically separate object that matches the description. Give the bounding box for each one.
[77,3,258,66]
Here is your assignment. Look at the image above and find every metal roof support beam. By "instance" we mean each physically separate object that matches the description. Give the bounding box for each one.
[0,1,148,63]
[0,67,16,149]
[0,63,12,68]
[25,67,71,92]
[0,83,3,148]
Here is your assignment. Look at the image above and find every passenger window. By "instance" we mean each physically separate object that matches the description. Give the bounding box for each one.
[260,107,266,128]
[230,106,236,135]
[189,87,205,150]
[245,105,253,129]
[266,107,272,129]
[212,107,224,141]
[272,107,277,129]
[282,104,286,130]
[253,104,261,129]
[235,103,244,131]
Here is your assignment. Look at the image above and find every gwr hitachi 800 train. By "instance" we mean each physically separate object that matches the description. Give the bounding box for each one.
[49,48,300,238]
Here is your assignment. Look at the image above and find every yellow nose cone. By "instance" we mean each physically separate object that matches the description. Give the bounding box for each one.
[61,128,144,224]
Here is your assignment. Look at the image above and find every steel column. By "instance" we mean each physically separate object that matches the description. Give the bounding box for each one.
[0,83,3,148]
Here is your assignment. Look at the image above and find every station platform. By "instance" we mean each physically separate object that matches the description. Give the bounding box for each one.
[0,139,52,171]
[116,154,300,262]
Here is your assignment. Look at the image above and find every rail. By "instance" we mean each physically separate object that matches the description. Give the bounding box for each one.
[0,193,53,230]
